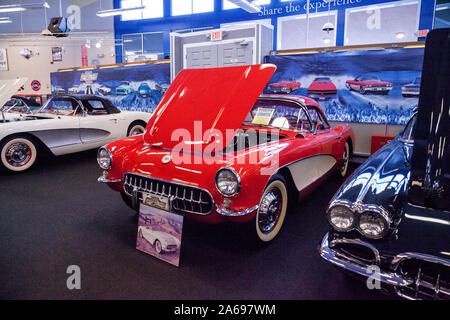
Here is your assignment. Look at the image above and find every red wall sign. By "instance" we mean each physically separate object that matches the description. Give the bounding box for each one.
[31,80,41,91]
[211,31,222,41]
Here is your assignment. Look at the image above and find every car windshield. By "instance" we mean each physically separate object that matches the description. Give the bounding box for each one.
[4,98,17,107]
[360,75,380,81]
[38,97,82,115]
[314,77,330,81]
[414,77,421,84]
[243,99,312,132]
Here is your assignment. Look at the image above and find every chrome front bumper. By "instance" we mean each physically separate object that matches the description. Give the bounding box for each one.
[319,232,411,287]
[216,205,259,217]
[97,176,121,183]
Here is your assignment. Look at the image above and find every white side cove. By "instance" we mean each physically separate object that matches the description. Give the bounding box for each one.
[287,154,337,191]
[0,78,28,108]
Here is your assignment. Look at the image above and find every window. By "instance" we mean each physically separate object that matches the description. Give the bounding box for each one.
[223,0,270,10]
[277,11,338,49]
[307,107,329,130]
[345,0,419,45]
[83,100,108,115]
[401,114,417,141]
[123,32,164,62]
[121,0,163,21]
[435,0,450,29]
[172,0,214,16]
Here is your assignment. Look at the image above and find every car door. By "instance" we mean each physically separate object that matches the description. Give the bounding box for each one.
[78,99,123,149]
[307,106,341,173]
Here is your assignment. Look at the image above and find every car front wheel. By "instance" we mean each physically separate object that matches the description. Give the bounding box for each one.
[0,136,38,172]
[359,86,366,94]
[254,174,288,243]
[127,121,146,136]
[339,142,350,178]
[154,240,163,254]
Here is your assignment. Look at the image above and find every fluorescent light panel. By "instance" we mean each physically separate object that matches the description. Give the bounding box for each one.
[0,17,12,23]
[227,0,261,13]
[97,6,146,17]
[0,2,49,13]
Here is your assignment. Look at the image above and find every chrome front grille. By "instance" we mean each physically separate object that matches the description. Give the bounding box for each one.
[396,258,450,300]
[123,173,213,215]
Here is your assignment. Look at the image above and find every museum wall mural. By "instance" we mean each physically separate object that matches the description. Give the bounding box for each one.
[50,63,170,113]
[264,48,424,125]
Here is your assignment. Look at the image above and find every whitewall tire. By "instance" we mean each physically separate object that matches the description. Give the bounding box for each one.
[255,176,288,243]
[127,123,146,136]
[339,142,350,178]
[1,137,38,172]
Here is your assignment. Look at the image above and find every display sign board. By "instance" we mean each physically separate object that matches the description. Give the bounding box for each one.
[50,63,170,113]
[265,47,424,125]
[136,204,183,267]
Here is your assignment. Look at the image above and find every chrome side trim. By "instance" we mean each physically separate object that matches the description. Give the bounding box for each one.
[319,232,412,287]
[216,205,258,217]
[97,176,121,183]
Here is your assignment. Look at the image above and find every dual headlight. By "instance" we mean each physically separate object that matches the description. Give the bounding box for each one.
[327,202,391,239]
[215,167,241,197]
[97,147,112,170]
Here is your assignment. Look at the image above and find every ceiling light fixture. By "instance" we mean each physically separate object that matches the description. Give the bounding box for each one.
[395,32,405,39]
[227,0,261,13]
[0,17,12,23]
[0,2,49,13]
[96,6,146,17]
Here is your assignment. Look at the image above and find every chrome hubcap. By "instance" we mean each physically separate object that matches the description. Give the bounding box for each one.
[6,143,31,167]
[131,127,144,136]
[155,241,162,253]
[258,188,282,234]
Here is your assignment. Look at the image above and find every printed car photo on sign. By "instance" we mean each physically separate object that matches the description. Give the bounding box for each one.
[137,204,183,267]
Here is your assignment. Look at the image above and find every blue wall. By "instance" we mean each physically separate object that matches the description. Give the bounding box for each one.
[114,0,436,63]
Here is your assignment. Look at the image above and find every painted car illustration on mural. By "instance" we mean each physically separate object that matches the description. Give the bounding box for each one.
[346,75,393,95]
[307,77,337,99]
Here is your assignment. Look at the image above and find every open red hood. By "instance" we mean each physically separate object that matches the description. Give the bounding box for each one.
[143,64,276,151]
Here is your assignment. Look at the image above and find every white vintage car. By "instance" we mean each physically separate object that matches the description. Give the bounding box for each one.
[0,79,151,172]
[138,226,180,254]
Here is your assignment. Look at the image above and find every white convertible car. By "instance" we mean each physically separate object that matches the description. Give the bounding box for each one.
[138,226,180,254]
[0,79,151,172]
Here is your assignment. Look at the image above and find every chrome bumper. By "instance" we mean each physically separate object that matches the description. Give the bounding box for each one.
[97,176,121,183]
[319,232,411,287]
[216,205,258,217]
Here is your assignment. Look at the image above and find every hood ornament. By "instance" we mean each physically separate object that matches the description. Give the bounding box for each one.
[161,154,172,164]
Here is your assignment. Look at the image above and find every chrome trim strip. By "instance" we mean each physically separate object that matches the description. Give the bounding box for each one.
[331,237,381,265]
[319,232,412,287]
[216,205,258,217]
[97,176,121,183]
[391,252,450,270]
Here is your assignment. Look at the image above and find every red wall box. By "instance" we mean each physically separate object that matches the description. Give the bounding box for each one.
[371,135,395,154]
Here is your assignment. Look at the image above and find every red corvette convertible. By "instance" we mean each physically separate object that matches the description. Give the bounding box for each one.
[307,77,337,99]
[346,75,393,95]
[98,64,354,243]
[267,81,301,94]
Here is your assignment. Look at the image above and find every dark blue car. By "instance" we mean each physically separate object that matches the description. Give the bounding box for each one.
[319,28,450,300]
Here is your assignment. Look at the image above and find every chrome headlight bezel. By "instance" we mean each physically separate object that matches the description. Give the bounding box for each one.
[326,200,392,239]
[358,207,391,239]
[97,146,112,170]
[215,167,241,197]
[327,202,355,232]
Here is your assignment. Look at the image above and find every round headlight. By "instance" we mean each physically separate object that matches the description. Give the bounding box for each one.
[359,211,389,239]
[328,205,355,232]
[97,147,112,170]
[215,167,241,197]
